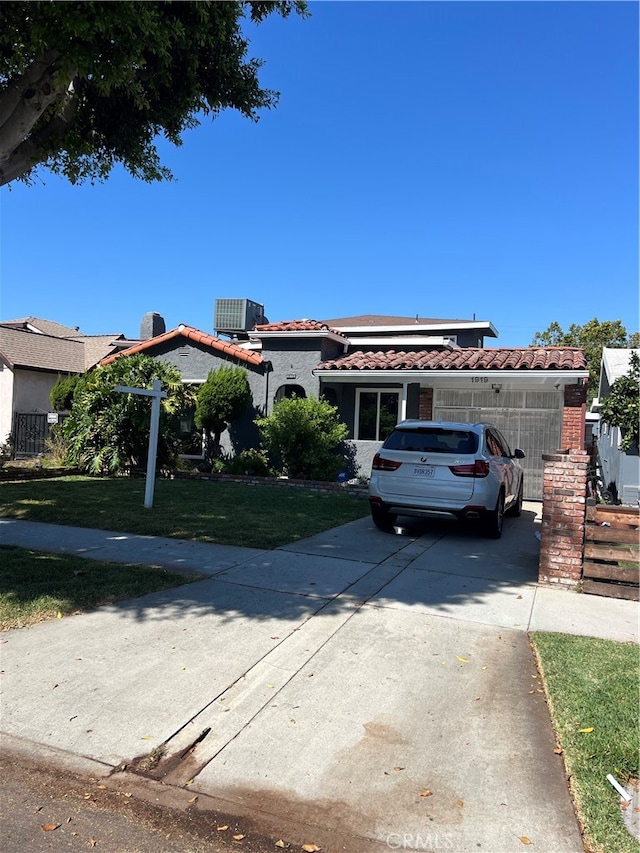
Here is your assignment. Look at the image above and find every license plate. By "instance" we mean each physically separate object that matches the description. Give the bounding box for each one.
[413,465,435,478]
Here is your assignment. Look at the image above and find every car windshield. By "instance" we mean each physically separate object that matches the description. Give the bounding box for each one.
[383,428,479,454]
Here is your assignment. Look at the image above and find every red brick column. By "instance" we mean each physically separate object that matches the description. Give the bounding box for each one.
[561,383,587,451]
[419,388,434,420]
[538,451,588,588]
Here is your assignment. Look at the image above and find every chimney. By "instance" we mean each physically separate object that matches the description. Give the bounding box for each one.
[141,312,166,340]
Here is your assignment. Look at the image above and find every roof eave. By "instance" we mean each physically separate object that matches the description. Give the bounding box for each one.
[313,368,589,386]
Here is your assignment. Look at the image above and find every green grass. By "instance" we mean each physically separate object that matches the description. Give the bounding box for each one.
[531,632,640,853]
[0,476,369,630]
[0,545,205,630]
[0,476,369,549]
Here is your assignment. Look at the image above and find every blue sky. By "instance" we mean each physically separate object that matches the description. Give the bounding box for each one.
[1,1,638,346]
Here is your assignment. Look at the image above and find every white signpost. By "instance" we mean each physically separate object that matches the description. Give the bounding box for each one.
[114,378,167,509]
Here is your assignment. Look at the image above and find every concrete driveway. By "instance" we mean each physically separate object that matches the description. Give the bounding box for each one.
[1,503,636,851]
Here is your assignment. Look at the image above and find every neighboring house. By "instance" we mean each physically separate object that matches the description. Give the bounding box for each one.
[591,347,640,505]
[0,316,134,455]
[101,306,589,500]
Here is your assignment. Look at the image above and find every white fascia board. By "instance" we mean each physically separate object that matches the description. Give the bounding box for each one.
[313,369,589,388]
[348,336,457,347]
[332,321,498,337]
[250,330,347,346]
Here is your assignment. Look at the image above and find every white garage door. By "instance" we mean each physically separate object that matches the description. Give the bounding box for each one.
[433,389,562,500]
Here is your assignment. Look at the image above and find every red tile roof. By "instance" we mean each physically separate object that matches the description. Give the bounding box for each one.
[317,347,587,371]
[254,319,349,339]
[100,325,263,367]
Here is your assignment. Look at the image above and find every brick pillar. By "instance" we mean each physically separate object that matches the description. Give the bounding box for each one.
[561,383,587,451]
[419,388,433,420]
[538,451,588,588]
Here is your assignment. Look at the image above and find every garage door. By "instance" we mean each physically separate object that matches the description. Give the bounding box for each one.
[433,389,562,500]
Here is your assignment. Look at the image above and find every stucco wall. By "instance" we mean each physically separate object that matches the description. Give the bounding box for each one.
[12,369,57,414]
[0,366,14,443]
[149,342,267,456]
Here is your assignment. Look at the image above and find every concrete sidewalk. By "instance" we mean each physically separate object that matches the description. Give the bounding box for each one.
[0,504,637,852]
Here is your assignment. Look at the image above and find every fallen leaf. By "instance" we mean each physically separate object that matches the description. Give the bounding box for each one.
[456,799,464,807]
[393,766,405,771]
[140,735,152,740]
[188,796,198,804]
[519,838,532,845]
[97,784,107,790]
[217,825,229,831]
[528,690,536,694]
[302,845,320,852]
[41,823,61,832]
[275,842,286,849]
[233,834,245,840]
[578,727,594,733]
[57,612,62,619]
[89,840,97,849]
[553,748,563,755]
[456,656,469,663]
[419,789,433,797]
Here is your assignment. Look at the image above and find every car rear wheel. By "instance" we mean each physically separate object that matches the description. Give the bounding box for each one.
[485,492,505,539]
[370,503,397,531]
[507,480,523,517]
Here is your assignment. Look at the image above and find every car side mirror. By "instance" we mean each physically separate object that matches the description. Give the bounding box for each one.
[513,448,526,459]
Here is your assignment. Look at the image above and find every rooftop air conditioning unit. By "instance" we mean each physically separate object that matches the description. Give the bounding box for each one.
[214,298,266,336]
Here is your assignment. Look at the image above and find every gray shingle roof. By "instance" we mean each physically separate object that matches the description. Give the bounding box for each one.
[0,327,127,372]
[2,317,83,337]
[0,326,85,372]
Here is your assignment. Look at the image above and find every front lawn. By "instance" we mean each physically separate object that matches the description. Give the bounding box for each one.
[0,545,205,630]
[0,476,369,549]
[531,632,639,853]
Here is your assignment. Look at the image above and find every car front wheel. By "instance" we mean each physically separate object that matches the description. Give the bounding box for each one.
[485,492,505,539]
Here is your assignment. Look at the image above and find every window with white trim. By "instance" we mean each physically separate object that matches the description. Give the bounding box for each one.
[355,389,400,440]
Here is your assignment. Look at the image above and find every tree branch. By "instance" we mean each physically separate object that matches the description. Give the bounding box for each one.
[0,78,80,186]
[0,51,76,172]
[0,50,60,128]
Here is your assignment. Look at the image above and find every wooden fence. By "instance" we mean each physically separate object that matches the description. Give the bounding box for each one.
[583,502,640,601]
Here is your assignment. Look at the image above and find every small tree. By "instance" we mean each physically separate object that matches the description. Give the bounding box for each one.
[598,352,640,452]
[195,366,251,460]
[256,395,349,481]
[50,373,82,411]
[531,319,639,403]
[63,354,193,474]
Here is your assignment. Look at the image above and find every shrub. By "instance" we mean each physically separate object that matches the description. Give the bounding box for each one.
[50,374,83,411]
[224,448,272,477]
[256,395,349,481]
[63,354,194,475]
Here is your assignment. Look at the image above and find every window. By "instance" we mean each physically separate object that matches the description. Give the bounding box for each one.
[356,390,399,441]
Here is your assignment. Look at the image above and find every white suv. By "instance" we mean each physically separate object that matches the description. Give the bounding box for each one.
[368,420,525,538]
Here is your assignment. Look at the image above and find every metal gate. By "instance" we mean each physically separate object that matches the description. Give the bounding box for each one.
[433,389,562,500]
[12,412,56,457]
